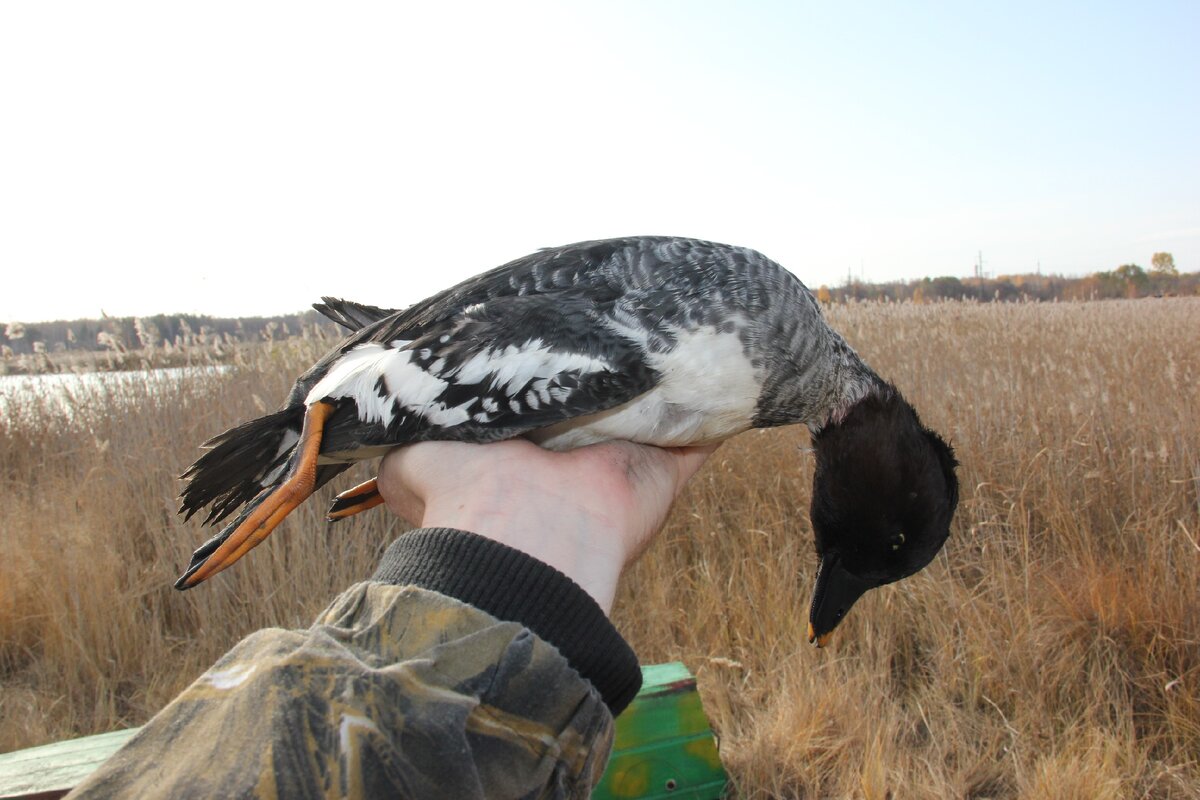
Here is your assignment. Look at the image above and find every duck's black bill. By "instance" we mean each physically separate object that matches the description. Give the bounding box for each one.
[808,553,875,647]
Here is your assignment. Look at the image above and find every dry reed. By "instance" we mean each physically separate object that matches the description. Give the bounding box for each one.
[2,299,1198,798]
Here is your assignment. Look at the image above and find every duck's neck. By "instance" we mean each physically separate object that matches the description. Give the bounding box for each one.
[816,362,888,432]
[753,335,886,431]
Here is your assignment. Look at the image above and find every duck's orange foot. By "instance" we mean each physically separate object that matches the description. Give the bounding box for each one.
[326,478,384,522]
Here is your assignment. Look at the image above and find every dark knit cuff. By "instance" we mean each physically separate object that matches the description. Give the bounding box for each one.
[371,527,642,715]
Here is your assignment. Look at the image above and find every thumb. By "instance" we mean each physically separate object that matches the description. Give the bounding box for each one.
[666,442,721,491]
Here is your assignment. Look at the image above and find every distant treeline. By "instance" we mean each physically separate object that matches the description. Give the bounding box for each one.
[4,260,1197,358]
[820,260,1198,304]
[1,310,343,357]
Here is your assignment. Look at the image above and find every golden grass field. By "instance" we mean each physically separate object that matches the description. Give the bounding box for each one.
[2,299,1198,798]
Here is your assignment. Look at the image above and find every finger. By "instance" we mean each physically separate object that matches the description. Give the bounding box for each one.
[632,442,721,499]
[605,441,723,566]
[375,446,429,526]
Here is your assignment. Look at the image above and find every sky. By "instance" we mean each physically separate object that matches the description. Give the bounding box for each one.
[1,1,1197,323]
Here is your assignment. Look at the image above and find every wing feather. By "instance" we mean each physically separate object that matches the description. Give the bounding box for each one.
[310,292,658,455]
[313,297,399,332]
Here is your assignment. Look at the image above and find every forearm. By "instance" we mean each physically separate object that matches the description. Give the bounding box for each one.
[69,529,641,800]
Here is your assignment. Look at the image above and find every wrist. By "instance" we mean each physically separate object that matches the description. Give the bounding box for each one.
[420,494,626,612]
[371,528,642,714]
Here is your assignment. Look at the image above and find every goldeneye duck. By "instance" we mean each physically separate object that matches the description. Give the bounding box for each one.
[175,236,959,646]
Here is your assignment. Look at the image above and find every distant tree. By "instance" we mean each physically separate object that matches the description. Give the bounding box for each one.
[816,285,832,304]
[1151,252,1177,276]
[1114,263,1145,282]
[929,276,965,300]
[992,280,1019,301]
[1113,264,1149,298]
[1090,270,1123,299]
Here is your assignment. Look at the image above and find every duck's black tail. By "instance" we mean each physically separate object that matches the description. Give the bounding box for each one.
[179,406,305,527]
[177,402,351,589]
[313,296,396,332]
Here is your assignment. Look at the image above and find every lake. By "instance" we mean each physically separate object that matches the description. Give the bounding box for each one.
[0,366,232,419]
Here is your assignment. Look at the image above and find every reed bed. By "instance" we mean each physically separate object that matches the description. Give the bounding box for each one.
[2,299,1198,798]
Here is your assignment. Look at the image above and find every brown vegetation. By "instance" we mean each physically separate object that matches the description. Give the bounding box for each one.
[2,299,1198,797]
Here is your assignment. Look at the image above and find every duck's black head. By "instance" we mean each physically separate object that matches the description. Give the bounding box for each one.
[808,387,959,647]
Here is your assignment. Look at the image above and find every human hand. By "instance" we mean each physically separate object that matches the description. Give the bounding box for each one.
[375,439,718,612]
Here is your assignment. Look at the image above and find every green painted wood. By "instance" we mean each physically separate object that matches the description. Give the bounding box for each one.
[639,662,693,688]
[0,728,139,799]
[594,662,727,800]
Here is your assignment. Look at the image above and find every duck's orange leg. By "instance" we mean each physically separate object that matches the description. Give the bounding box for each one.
[178,401,334,588]
[326,478,384,521]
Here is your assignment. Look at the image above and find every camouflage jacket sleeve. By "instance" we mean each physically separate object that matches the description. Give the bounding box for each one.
[68,528,643,800]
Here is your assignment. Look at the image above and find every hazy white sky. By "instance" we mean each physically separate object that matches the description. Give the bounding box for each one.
[2,1,1197,323]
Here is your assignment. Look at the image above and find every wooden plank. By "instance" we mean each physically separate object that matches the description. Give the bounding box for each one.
[0,728,139,800]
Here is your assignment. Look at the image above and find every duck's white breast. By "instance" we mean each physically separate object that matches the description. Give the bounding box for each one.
[530,326,763,450]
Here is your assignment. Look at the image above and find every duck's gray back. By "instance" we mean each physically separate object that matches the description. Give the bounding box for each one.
[522,237,881,435]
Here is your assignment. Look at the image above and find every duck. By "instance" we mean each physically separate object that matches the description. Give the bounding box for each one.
[175,236,959,646]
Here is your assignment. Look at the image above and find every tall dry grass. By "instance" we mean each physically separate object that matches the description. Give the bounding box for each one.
[2,299,1198,798]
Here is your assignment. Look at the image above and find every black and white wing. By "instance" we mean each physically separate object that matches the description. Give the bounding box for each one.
[307,291,659,457]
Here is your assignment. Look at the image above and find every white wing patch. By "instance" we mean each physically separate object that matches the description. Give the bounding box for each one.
[450,338,610,393]
[306,338,611,429]
[305,342,471,427]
